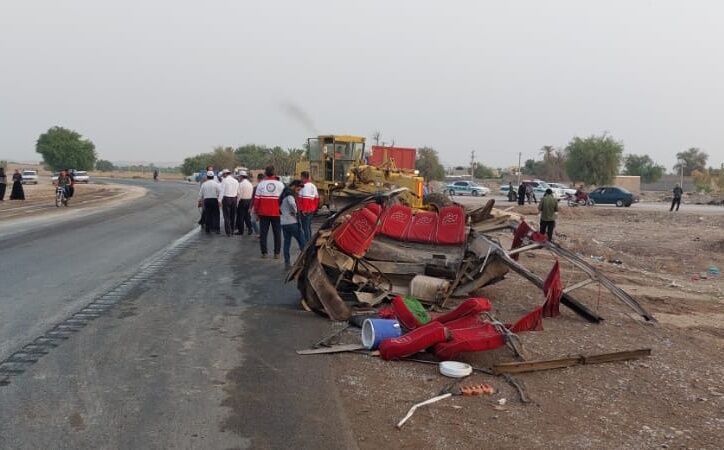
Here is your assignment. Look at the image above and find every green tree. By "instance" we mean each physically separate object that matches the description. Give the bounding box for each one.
[473,163,495,179]
[622,154,665,183]
[564,134,624,185]
[209,146,239,171]
[416,147,445,180]
[95,159,116,171]
[674,148,708,176]
[235,144,269,169]
[36,126,97,171]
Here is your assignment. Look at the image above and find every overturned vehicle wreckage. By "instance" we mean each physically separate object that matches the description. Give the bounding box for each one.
[287,189,654,359]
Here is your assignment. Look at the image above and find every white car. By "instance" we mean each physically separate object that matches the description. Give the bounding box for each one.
[21,170,38,184]
[548,182,576,196]
[73,170,90,183]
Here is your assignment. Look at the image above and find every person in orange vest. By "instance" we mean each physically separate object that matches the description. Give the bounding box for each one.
[252,165,285,258]
[297,171,319,242]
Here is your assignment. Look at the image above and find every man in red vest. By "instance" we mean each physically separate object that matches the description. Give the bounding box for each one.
[252,165,285,258]
[297,171,319,242]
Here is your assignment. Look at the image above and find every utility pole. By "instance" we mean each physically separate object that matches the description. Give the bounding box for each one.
[517,152,522,185]
[470,150,475,180]
[679,159,685,188]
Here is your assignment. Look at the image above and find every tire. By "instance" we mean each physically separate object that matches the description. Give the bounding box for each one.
[55,193,60,207]
[615,199,624,207]
[471,190,479,197]
[567,200,576,207]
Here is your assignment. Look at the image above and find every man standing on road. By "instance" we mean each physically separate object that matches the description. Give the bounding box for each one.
[253,165,285,258]
[297,171,319,243]
[199,171,221,234]
[219,169,240,236]
[538,188,558,241]
[517,183,526,205]
[236,170,254,235]
[670,183,683,212]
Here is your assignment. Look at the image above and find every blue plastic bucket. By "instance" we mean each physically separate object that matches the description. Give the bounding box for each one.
[361,318,401,350]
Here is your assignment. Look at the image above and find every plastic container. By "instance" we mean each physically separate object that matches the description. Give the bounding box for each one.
[361,319,401,350]
[439,361,473,378]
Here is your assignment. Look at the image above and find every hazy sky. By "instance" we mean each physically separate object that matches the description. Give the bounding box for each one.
[1,0,723,170]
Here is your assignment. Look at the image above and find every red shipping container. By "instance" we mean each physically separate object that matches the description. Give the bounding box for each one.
[369,146,417,170]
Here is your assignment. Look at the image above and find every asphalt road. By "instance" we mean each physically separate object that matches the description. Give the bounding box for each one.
[0,179,354,449]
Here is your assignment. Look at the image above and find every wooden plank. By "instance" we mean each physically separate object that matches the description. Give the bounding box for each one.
[296,344,365,355]
[493,357,582,374]
[508,243,543,256]
[493,348,652,374]
[582,348,651,364]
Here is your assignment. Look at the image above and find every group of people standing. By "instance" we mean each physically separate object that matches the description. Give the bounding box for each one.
[198,165,319,266]
[0,168,26,201]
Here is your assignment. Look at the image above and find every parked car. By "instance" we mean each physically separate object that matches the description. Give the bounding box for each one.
[72,170,90,183]
[588,186,638,207]
[500,180,564,199]
[446,180,490,197]
[547,182,577,196]
[21,170,38,184]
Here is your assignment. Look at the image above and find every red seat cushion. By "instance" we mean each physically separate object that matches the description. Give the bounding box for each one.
[432,298,492,324]
[379,321,448,360]
[405,211,438,243]
[433,322,505,360]
[331,206,380,257]
[378,204,412,241]
[436,206,466,245]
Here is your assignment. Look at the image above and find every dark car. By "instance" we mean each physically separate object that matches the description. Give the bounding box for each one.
[588,186,638,207]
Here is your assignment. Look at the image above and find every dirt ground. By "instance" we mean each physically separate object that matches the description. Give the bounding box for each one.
[315,206,723,449]
[0,182,137,221]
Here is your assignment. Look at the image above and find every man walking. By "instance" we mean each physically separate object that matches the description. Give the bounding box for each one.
[297,171,319,243]
[280,180,306,267]
[670,183,683,212]
[199,171,221,234]
[253,165,285,258]
[219,169,240,236]
[538,188,558,241]
[236,170,254,235]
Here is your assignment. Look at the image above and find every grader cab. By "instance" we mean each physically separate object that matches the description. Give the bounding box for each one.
[295,134,425,211]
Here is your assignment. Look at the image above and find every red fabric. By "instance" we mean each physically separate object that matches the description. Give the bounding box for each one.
[405,211,438,243]
[511,221,531,260]
[391,295,422,330]
[433,323,505,360]
[441,313,487,330]
[331,206,380,257]
[436,206,467,245]
[531,231,548,242]
[508,307,544,333]
[378,204,412,240]
[542,260,563,318]
[432,298,492,324]
[365,202,383,216]
[252,177,285,216]
[377,306,396,319]
[379,321,448,360]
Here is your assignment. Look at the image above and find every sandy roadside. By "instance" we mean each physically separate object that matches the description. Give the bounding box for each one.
[0,181,147,226]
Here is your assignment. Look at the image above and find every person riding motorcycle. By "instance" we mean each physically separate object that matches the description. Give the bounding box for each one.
[55,170,72,202]
[574,185,588,202]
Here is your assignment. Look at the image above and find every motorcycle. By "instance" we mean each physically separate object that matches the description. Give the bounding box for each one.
[565,192,594,207]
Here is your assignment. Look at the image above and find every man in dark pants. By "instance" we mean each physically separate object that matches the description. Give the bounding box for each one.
[538,188,558,241]
[199,171,221,234]
[253,166,285,258]
[670,183,683,212]
[517,183,526,205]
[236,170,254,235]
[219,169,239,236]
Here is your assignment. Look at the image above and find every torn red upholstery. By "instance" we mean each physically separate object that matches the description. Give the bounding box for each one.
[405,211,438,243]
[433,322,506,360]
[378,204,412,240]
[508,307,544,332]
[511,220,531,260]
[365,202,383,216]
[391,295,422,330]
[379,321,448,360]
[436,205,467,245]
[531,231,548,242]
[331,206,380,258]
[542,260,563,317]
[432,298,492,324]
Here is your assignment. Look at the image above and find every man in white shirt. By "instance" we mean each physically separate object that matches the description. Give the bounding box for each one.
[235,170,254,236]
[219,169,240,236]
[199,171,221,234]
